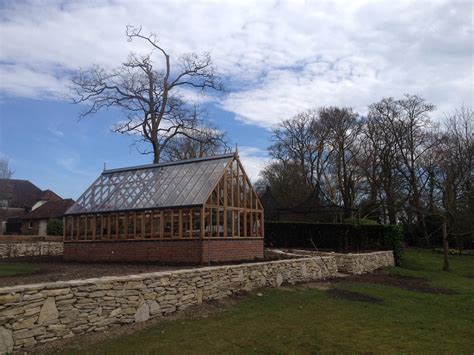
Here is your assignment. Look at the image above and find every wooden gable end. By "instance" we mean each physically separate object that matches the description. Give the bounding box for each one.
[202,156,264,239]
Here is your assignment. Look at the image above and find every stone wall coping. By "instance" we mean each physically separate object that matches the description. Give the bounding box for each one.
[290,249,393,257]
[0,256,334,295]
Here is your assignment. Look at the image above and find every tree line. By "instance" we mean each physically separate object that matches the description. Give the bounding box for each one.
[259,95,473,246]
[68,26,472,246]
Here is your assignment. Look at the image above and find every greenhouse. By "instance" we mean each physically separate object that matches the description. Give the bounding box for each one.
[63,152,264,263]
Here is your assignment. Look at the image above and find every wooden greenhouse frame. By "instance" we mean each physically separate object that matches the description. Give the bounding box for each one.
[63,153,264,243]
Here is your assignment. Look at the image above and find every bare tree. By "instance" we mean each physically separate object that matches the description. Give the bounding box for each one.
[269,110,330,189]
[367,98,405,224]
[261,161,311,208]
[161,119,231,161]
[70,25,223,164]
[0,158,14,179]
[436,106,473,248]
[319,107,363,217]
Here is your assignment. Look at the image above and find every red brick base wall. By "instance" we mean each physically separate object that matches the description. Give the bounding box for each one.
[63,238,264,263]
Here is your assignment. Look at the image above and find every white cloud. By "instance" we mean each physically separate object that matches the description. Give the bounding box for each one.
[238,146,269,182]
[0,0,472,126]
[56,156,94,177]
[47,126,64,137]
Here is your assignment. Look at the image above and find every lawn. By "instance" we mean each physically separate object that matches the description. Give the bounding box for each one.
[51,249,474,354]
[0,263,40,277]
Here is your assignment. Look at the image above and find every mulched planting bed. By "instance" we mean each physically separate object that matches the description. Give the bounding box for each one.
[327,288,384,304]
[340,270,458,295]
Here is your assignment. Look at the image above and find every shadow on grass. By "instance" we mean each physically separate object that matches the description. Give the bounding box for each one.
[327,288,384,304]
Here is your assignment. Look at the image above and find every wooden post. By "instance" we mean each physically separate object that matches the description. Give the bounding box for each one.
[92,216,96,240]
[250,211,253,238]
[200,207,205,240]
[84,216,88,240]
[133,213,137,239]
[189,209,193,238]
[160,211,164,239]
[243,175,247,237]
[107,215,111,240]
[209,207,213,238]
[100,215,104,240]
[150,211,154,239]
[115,213,119,240]
[171,211,175,238]
[179,209,183,239]
[237,164,240,208]
[231,210,235,237]
[124,213,128,240]
[223,176,227,238]
[231,167,234,207]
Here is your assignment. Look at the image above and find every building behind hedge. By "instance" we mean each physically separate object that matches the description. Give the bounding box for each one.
[63,152,264,263]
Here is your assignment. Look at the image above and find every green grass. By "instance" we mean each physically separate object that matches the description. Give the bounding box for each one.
[0,263,40,277]
[53,249,474,354]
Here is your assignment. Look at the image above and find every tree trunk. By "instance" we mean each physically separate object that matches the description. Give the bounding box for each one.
[442,220,450,271]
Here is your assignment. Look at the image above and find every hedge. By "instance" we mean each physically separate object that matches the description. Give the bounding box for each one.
[265,221,404,266]
[46,219,63,236]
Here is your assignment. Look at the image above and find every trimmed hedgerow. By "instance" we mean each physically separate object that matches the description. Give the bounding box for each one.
[265,221,404,266]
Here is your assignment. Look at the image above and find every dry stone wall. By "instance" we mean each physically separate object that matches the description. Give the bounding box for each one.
[0,242,63,259]
[290,250,395,275]
[0,256,338,352]
[331,251,394,274]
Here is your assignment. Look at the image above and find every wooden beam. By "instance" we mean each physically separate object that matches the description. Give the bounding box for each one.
[141,211,145,239]
[179,209,183,239]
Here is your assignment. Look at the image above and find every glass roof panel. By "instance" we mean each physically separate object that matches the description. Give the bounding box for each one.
[66,155,233,214]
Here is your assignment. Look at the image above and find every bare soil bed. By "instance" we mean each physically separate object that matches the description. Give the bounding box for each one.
[0,253,288,288]
[0,256,195,287]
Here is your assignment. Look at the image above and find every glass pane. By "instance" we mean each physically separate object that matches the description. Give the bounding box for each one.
[66,156,235,215]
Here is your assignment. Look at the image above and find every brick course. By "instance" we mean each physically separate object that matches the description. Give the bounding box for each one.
[63,238,264,263]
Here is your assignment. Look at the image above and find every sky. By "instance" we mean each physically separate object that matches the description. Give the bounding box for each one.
[0,0,472,199]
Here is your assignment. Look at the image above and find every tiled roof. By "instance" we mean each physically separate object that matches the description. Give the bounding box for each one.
[0,179,43,209]
[0,179,62,209]
[41,190,62,201]
[21,199,75,220]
